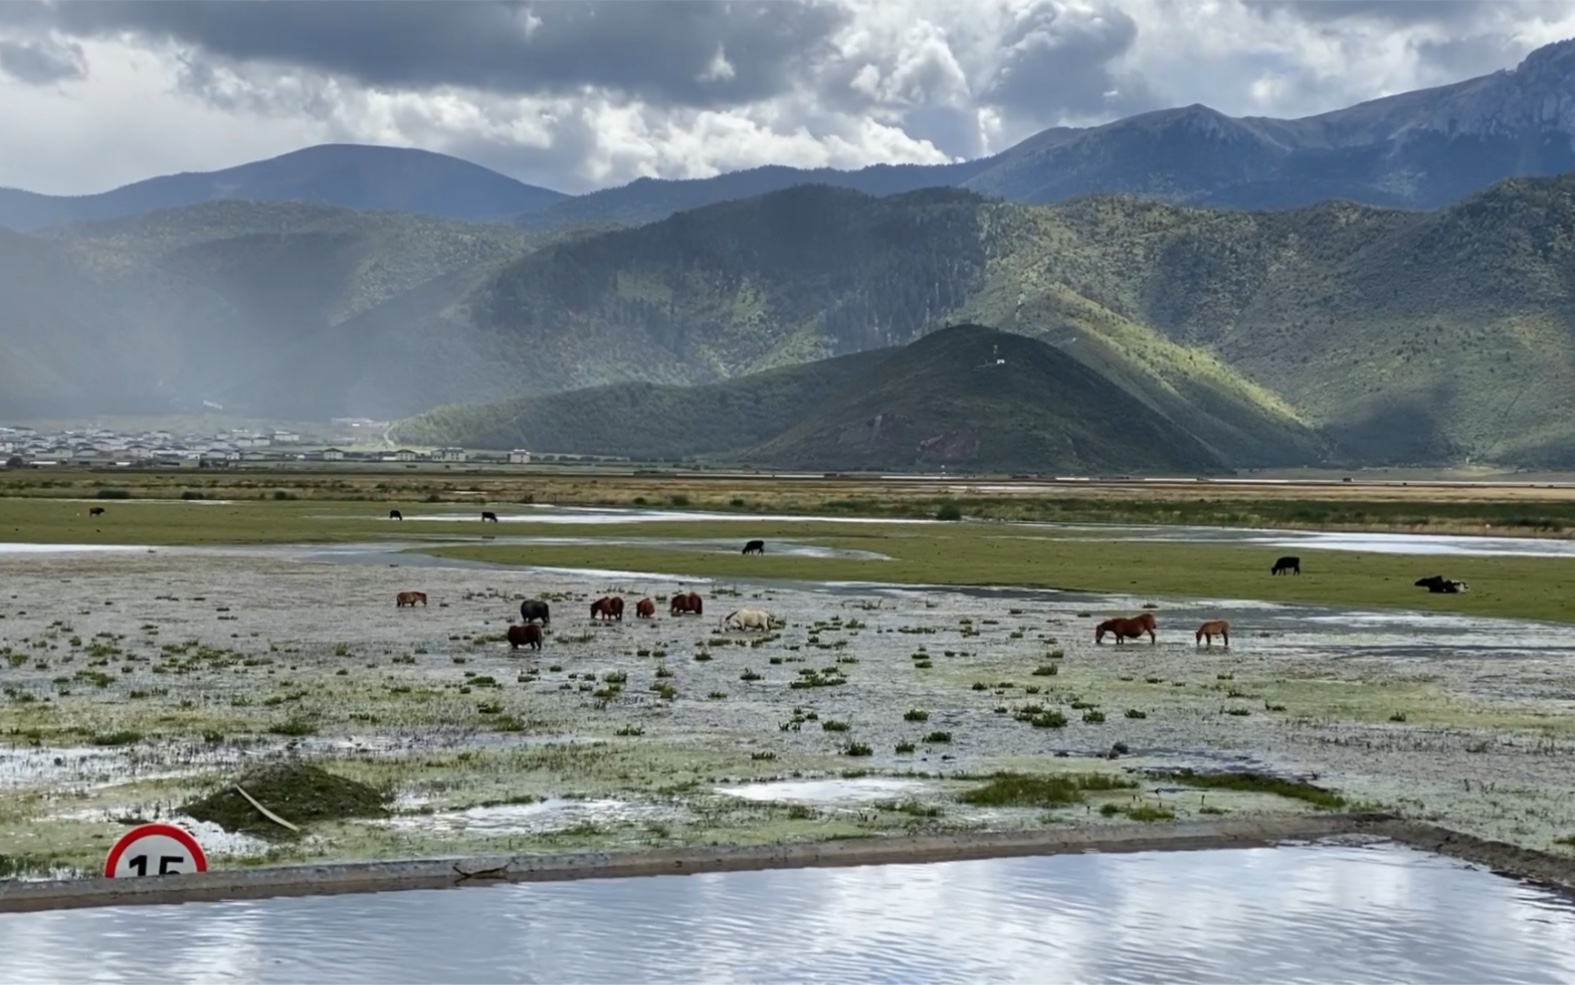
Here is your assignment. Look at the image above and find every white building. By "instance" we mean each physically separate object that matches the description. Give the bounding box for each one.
[321,448,346,462]
[433,447,468,463]
[508,449,532,464]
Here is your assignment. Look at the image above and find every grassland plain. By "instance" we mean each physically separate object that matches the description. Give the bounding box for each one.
[6,473,1575,622]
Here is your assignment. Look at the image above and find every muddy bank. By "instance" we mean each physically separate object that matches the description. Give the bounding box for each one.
[2,550,1574,880]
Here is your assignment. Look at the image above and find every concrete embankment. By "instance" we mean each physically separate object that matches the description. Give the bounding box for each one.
[17,813,1574,914]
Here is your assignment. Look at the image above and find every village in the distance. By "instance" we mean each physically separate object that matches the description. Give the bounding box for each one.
[0,419,535,469]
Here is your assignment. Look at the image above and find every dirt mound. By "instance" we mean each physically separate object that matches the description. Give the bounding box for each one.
[183,762,392,839]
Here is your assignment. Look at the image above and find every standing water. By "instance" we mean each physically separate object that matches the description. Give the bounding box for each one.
[2,843,1573,983]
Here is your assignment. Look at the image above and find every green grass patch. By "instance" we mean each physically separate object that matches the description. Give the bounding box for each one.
[183,761,393,840]
[958,771,1137,808]
[1160,769,1347,809]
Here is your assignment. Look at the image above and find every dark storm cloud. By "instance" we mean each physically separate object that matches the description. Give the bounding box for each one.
[983,2,1158,124]
[1412,34,1528,78]
[12,0,849,106]
[1245,0,1571,25]
[0,35,85,84]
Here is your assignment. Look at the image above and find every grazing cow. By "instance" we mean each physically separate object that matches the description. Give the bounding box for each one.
[395,591,428,608]
[481,511,499,522]
[1195,619,1230,647]
[742,539,765,556]
[591,595,625,622]
[1417,575,1469,594]
[389,509,403,521]
[89,507,105,517]
[519,599,551,625]
[635,598,656,619]
[507,623,543,651]
[669,592,704,616]
[1095,612,1157,645]
[723,608,778,632]
[1271,555,1301,576]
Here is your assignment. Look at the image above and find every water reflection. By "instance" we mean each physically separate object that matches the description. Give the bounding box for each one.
[4,843,1573,984]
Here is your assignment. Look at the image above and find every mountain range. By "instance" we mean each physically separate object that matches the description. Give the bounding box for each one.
[10,169,1575,466]
[9,39,1575,234]
[9,39,1575,471]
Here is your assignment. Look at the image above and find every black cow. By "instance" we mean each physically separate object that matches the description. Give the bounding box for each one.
[1417,575,1469,594]
[742,539,765,556]
[1271,555,1301,576]
[389,509,403,521]
[519,599,551,625]
[481,511,499,522]
[89,507,105,517]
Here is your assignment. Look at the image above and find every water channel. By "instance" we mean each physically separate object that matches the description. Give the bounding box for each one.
[3,842,1573,983]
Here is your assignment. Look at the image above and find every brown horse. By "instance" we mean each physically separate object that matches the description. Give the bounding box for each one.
[1095,612,1156,644]
[669,592,704,616]
[395,591,428,608]
[1195,619,1230,647]
[591,595,625,622]
[635,598,656,619]
[507,623,543,651]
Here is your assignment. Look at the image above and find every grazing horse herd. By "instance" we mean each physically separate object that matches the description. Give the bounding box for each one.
[386,535,764,654]
[382,526,1476,655]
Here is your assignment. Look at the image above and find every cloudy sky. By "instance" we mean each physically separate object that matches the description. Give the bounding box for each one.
[1,0,1573,196]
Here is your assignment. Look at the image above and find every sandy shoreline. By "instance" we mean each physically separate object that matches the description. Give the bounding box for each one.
[2,548,1574,898]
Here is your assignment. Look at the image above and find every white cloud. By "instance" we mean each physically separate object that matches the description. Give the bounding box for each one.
[0,0,1571,196]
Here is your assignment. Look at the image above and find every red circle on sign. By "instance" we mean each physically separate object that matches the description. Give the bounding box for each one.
[104,823,209,878]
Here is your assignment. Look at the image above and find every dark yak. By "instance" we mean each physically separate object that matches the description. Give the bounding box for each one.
[1271,556,1301,576]
[507,623,543,651]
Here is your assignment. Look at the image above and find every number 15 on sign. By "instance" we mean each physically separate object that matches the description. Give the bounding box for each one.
[104,823,209,878]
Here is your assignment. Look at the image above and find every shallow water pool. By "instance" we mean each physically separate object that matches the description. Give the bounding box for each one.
[3,842,1572,983]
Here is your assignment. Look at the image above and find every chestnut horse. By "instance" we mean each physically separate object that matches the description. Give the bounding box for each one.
[395,591,428,608]
[507,623,543,651]
[635,598,656,619]
[1095,612,1156,644]
[669,592,704,616]
[1195,619,1230,647]
[591,596,625,622]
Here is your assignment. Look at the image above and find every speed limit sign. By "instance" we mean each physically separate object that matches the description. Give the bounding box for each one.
[103,823,208,879]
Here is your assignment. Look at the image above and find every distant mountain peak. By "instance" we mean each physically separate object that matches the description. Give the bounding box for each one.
[0,143,566,231]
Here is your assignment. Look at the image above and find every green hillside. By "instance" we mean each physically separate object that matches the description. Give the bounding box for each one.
[15,173,1575,468]
[0,227,178,416]
[451,185,1314,465]
[41,200,540,327]
[751,325,1227,474]
[392,349,890,458]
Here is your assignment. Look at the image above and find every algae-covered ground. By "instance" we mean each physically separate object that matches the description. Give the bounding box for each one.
[2,541,1574,879]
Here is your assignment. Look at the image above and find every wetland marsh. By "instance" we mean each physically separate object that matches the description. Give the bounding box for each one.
[2,472,1575,890]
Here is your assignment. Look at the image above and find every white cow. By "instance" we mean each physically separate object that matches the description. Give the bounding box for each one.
[723,608,779,632]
